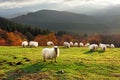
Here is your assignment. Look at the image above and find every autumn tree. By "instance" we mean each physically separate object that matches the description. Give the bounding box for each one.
[34,35,48,46]
[87,35,102,44]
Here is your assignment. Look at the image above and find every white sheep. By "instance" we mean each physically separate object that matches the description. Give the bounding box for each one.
[85,43,90,47]
[74,42,78,47]
[42,46,60,62]
[47,41,54,46]
[99,43,107,51]
[69,42,73,47]
[89,44,98,51]
[79,42,84,47]
[29,41,38,47]
[63,42,70,48]
[21,41,28,47]
[110,44,115,48]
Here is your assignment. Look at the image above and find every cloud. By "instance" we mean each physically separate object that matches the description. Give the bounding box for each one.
[0,0,120,10]
[1,0,120,17]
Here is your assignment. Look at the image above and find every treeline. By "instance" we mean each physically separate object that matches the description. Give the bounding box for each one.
[0,17,120,47]
[0,17,51,36]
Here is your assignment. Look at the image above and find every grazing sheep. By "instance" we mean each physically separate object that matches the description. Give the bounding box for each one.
[110,44,115,48]
[42,46,60,62]
[47,41,54,46]
[99,43,107,51]
[74,42,78,47]
[29,41,38,47]
[85,43,90,47]
[79,42,84,47]
[89,44,98,51]
[21,41,28,47]
[63,42,70,48]
[69,42,73,47]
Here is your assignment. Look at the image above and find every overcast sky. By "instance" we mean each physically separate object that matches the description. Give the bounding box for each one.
[0,0,120,17]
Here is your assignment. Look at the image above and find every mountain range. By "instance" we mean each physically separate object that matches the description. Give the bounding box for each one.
[11,10,120,34]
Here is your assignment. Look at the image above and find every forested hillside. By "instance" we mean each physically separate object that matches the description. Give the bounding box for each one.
[11,10,110,34]
[0,17,120,47]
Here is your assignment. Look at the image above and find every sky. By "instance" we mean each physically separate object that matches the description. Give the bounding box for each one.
[0,0,120,18]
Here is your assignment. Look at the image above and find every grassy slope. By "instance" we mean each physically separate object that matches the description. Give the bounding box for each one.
[0,46,120,80]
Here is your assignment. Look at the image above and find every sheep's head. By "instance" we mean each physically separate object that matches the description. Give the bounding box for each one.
[54,46,59,55]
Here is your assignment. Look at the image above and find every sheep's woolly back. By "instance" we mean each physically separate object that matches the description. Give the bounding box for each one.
[99,43,107,51]
[85,43,90,47]
[74,42,78,47]
[111,44,115,48]
[69,42,73,47]
[42,46,59,60]
[47,41,54,46]
[79,42,84,47]
[63,42,70,48]
[22,41,28,47]
[29,41,38,47]
[89,44,98,51]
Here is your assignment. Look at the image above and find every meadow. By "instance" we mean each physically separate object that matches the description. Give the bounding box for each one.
[0,46,120,80]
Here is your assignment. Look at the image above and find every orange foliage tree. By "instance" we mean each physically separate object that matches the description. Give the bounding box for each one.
[34,32,58,46]
[58,34,73,45]
[87,35,102,44]
[6,31,26,46]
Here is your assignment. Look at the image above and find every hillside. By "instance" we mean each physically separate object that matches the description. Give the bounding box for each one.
[0,17,50,36]
[11,10,110,34]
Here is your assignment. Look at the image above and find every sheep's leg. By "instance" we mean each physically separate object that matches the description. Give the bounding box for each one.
[43,57,46,62]
[55,58,57,62]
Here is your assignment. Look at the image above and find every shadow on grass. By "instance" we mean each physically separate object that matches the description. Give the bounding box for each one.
[6,61,48,80]
[84,50,105,54]
[97,50,105,53]
[84,50,94,54]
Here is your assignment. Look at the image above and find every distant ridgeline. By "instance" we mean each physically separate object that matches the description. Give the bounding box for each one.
[11,10,111,35]
[0,17,51,36]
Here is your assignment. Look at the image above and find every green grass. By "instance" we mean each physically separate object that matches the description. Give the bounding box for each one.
[0,46,120,80]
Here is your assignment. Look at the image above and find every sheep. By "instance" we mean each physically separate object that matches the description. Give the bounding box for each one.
[99,43,107,51]
[21,41,28,47]
[47,41,54,46]
[29,41,38,47]
[74,42,78,47]
[42,46,60,62]
[69,42,73,47]
[110,44,115,48]
[63,42,70,48]
[85,43,90,47]
[79,42,84,47]
[89,44,98,51]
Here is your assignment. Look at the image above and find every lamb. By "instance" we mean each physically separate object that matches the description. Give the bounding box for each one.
[74,42,78,47]
[79,42,84,47]
[42,46,60,62]
[69,42,73,47]
[99,43,107,51]
[47,41,54,46]
[63,42,70,48]
[89,44,98,51]
[21,41,28,47]
[29,41,38,47]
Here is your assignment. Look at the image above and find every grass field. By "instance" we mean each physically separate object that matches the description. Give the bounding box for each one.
[0,46,120,80]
